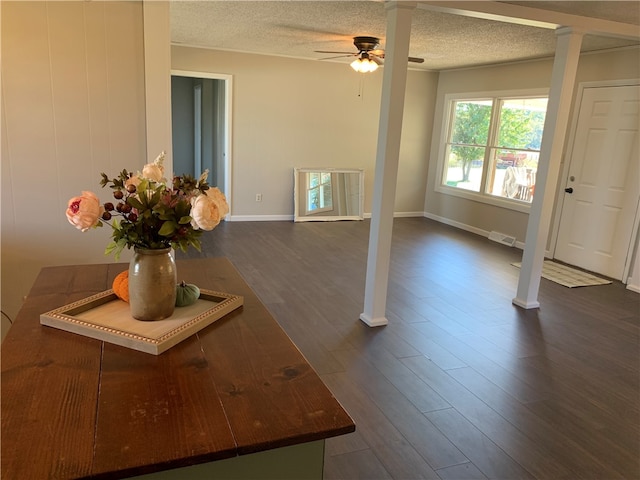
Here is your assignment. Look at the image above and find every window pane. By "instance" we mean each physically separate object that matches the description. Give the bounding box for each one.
[321,185,333,208]
[308,189,319,211]
[489,98,546,203]
[440,94,547,206]
[307,172,333,213]
[498,98,547,149]
[444,145,486,192]
[450,100,492,145]
[309,173,320,188]
[489,148,540,202]
[444,100,492,193]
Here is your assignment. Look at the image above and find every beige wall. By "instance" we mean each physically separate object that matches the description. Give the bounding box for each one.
[1,1,147,333]
[171,46,438,218]
[425,47,640,246]
[3,3,637,336]
[1,6,436,335]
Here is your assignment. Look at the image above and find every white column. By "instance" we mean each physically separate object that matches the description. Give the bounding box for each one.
[143,1,173,172]
[360,1,415,327]
[513,27,584,309]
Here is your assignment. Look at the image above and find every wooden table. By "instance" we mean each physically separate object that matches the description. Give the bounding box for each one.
[1,258,355,479]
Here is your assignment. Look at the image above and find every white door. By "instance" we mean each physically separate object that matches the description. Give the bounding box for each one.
[555,84,640,280]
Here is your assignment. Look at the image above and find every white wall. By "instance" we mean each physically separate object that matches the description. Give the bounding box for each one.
[1,1,147,335]
[171,46,438,219]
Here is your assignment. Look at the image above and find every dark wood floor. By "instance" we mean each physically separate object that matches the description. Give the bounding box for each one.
[180,217,640,480]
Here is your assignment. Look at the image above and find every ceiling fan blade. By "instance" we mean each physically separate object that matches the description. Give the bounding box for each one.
[318,54,357,61]
[314,50,356,55]
[371,55,384,65]
[371,52,424,64]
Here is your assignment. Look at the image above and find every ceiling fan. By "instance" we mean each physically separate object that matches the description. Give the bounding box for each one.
[315,36,424,72]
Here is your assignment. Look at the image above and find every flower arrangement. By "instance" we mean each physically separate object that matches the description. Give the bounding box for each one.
[66,152,228,259]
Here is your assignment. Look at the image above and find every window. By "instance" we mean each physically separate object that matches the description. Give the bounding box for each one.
[305,172,333,214]
[441,95,547,204]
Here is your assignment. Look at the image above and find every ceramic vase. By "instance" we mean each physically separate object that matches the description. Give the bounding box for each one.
[128,247,177,321]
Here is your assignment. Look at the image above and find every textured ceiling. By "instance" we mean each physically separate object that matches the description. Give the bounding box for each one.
[170,1,640,71]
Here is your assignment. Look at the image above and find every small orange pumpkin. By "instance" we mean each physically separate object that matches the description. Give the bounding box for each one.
[112,270,129,303]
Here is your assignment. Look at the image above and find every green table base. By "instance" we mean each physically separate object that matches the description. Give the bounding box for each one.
[133,440,324,480]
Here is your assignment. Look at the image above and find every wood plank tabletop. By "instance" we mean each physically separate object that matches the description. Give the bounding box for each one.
[1,258,355,479]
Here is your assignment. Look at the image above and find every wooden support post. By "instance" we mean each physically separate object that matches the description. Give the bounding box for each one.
[513,27,584,309]
[360,2,415,327]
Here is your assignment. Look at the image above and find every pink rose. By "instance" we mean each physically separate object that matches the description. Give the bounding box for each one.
[66,191,104,232]
[190,188,228,230]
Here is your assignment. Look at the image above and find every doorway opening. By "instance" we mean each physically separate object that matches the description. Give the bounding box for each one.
[171,70,232,213]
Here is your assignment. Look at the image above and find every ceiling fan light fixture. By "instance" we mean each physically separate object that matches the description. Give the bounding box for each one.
[315,35,423,71]
[350,56,378,73]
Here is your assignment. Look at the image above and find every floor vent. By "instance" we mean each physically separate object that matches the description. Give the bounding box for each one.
[488,231,516,247]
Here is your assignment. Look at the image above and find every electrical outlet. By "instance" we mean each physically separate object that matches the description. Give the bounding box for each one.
[255,193,262,202]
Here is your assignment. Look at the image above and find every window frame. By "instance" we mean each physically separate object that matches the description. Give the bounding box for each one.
[434,89,549,213]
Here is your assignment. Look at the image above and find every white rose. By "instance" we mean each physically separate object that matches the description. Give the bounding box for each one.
[190,188,228,230]
[125,175,141,188]
[207,188,229,218]
[141,163,164,182]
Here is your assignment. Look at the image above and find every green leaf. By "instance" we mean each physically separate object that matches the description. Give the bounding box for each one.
[189,237,202,251]
[100,173,109,187]
[150,188,162,206]
[104,238,127,260]
[138,178,149,193]
[178,216,192,225]
[177,240,188,253]
[158,221,176,236]
[105,241,118,255]
[127,196,144,210]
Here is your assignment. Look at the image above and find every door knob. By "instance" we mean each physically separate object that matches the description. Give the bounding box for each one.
[564,187,574,194]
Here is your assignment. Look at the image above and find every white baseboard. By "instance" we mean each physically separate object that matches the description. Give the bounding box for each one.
[393,211,425,218]
[228,215,293,222]
[422,211,552,254]
[363,211,425,219]
[231,212,423,222]
[423,211,492,239]
[626,281,640,293]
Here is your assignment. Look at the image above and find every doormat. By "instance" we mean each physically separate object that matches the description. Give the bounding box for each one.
[511,260,612,288]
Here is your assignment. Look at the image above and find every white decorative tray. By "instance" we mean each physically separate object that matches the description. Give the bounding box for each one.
[40,289,243,355]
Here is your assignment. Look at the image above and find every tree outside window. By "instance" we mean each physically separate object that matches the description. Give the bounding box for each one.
[443,96,547,203]
[448,99,492,187]
[306,172,333,214]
